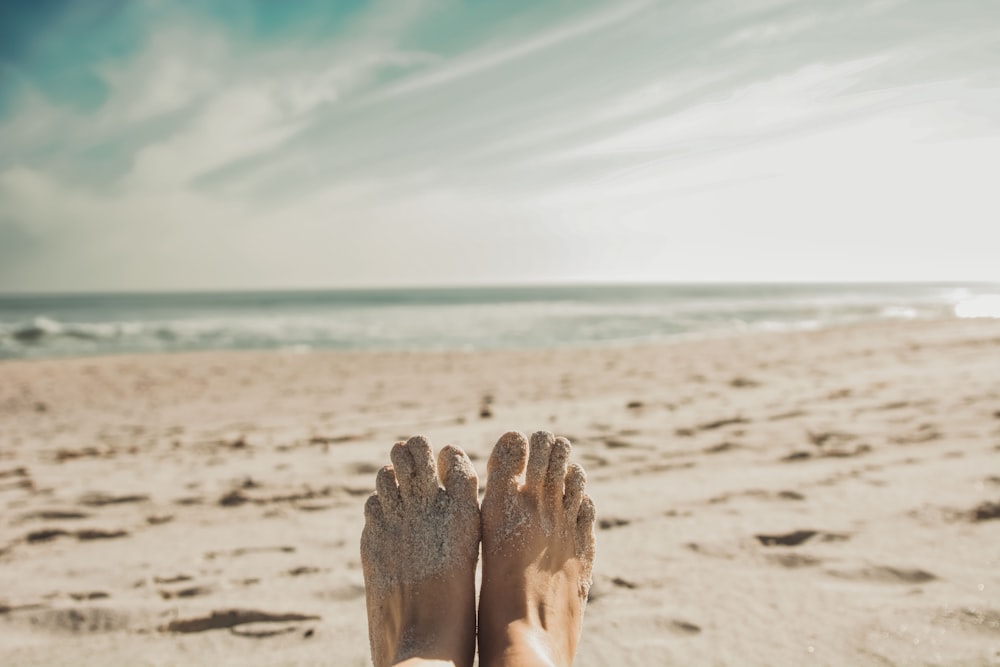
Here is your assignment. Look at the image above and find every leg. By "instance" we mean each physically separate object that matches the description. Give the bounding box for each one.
[478,431,597,667]
[360,436,481,667]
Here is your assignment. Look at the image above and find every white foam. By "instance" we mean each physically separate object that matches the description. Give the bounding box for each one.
[954,295,1000,319]
[880,306,918,319]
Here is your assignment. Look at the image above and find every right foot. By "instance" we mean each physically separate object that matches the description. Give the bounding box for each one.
[360,436,481,667]
[478,431,596,667]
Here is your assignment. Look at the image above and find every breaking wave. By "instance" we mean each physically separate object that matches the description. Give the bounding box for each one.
[0,283,995,359]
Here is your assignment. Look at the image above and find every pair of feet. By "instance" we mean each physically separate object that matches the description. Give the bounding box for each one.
[361,431,596,667]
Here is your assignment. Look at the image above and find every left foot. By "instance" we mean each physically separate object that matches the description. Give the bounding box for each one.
[360,436,480,667]
[478,431,596,667]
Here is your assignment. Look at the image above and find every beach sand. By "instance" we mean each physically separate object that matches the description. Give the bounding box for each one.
[1,318,999,666]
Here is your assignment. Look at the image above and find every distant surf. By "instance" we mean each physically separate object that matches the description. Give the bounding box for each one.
[1,283,998,360]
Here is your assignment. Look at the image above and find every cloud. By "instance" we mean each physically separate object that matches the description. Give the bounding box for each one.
[363,0,651,102]
[1,0,999,291]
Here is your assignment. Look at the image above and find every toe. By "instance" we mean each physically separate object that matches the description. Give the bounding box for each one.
[576,494,597,563]
[486,431,528,497]
[563,463,587,522]
[438,445,479,505]
[391,436,439,501]
[361,495,383,564]
[404,435,440,498]
[545,437,572,501]
[525,430,554,493]
[389,440,415,493]
[375,465,402,516]
[364,494,383,524]
[389,442,413,478]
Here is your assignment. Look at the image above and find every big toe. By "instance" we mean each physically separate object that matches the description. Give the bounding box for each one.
[486,431,528,498]
[438,444,479,506]
[391,436,440,502]
[525,431,555,493]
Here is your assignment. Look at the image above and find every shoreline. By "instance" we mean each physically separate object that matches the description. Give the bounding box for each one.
[2,317,999,665]
[4,281,997,363]
[2,314,994,365]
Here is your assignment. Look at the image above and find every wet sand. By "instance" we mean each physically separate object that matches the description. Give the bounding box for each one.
[1,318,999,666]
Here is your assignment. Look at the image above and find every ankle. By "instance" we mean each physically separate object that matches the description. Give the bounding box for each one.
[479,619,570,667]
[387,578,476,667]
[392,620,469,666]
[391,626,474,667]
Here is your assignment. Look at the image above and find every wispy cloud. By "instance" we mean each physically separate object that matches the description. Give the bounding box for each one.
[1,0,998,290]
[363,0,652,103]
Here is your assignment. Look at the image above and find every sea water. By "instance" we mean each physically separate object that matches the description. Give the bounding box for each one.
[1,283,998,360]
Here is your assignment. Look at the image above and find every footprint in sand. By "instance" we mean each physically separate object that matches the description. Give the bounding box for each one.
[23,528,127,544]
[767,553,823,569]
[204,545,295,560]
[78,492,148,507]
[22,510,90,521]
[25,528,71,543]
[20,607,132,634]
[76,529,128,541]
[69,591,110,601]
[665,619,702,635]
[162,609,320,634]
[755,530,850,547]
[970,501,1000,522]
[159,585,212,600]
[826,565,936,584]
[755,530,818,547]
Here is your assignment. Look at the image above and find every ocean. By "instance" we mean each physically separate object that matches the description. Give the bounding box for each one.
[1,283,998,360]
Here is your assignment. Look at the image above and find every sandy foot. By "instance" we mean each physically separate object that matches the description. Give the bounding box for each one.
[478,431,596,667]
[360,436,480,667]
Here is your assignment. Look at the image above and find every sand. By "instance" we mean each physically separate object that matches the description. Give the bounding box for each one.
[1,317,999,666]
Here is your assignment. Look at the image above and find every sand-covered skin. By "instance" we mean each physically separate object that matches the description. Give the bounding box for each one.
[360,437,479,667]
[478,431,596,667]
[1,318,999,666]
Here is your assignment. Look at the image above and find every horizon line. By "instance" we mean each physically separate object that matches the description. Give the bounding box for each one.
[1,278,998,298]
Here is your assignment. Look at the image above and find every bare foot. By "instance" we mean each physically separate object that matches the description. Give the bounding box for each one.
[478,431,596,667]
[360,436,480,667]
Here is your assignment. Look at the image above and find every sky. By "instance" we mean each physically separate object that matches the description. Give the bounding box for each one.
[0,0,998,292]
